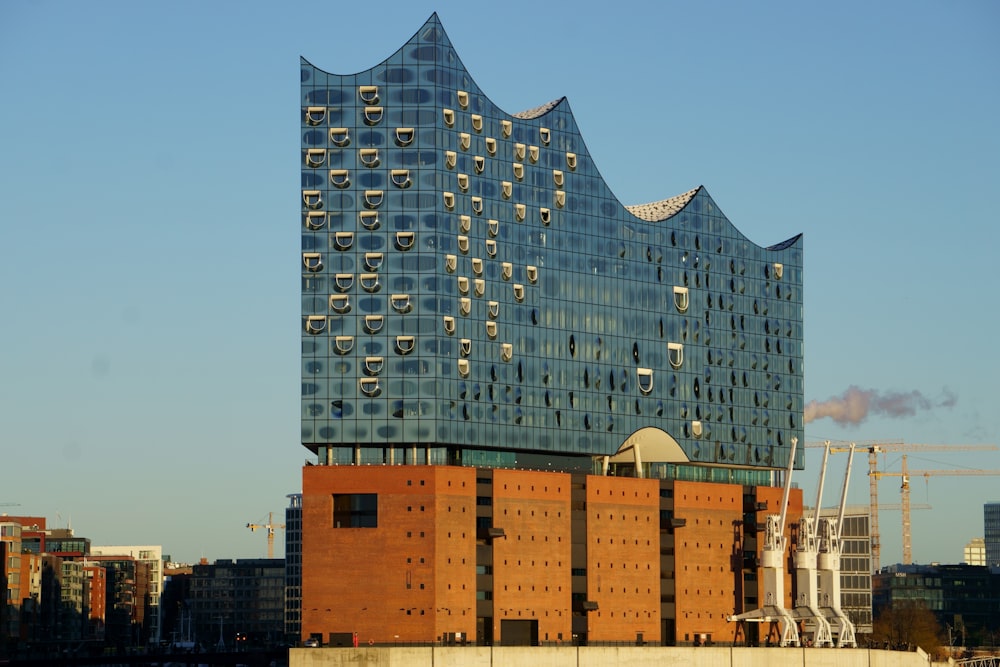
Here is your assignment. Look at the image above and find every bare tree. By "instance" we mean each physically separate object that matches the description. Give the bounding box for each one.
[872,599,945,656]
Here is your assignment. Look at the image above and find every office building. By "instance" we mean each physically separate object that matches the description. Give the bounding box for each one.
[964,537,985,566]
[985,503,1000,567]
[189,558,285,647]
[300,14,804,646]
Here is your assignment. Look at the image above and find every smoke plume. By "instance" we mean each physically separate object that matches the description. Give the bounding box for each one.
[804,386,957,425]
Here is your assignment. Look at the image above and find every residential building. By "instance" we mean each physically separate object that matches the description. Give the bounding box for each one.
[964,538,986,566]
[299,13,804,647]
[985,503,1000,567]
[91,545,162,644]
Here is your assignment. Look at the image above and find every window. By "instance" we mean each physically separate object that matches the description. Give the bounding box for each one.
[332,493,378,528]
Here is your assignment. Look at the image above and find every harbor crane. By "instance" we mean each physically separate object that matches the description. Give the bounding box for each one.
[805,441,997,570]
[246,512,285,559]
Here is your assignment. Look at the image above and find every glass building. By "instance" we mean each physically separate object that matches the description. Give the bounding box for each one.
[985,502,1000,567]
[300,14,804,479]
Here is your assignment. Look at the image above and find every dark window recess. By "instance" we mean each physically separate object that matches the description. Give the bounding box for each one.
[476,496,493,506]
[332,493,378,528]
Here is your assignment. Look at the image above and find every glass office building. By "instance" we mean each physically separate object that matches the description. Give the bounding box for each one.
[300,14,804,478]
[986,502,1000,567]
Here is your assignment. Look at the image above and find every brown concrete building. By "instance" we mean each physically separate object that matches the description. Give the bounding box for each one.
[301,466,802,646]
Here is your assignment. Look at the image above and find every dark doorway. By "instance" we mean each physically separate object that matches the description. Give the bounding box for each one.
[500,619,538,646]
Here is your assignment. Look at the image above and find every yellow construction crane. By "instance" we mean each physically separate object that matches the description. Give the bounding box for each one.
[877,455,1000,566]
[246,512,285,559]
[806,441,997,571]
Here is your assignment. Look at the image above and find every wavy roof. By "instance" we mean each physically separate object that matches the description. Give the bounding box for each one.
[625,187,702,222]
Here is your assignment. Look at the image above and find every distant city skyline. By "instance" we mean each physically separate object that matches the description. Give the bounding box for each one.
[2,0,998,564]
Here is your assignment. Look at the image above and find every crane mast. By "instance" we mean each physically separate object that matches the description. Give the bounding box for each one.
[246,511,285,559]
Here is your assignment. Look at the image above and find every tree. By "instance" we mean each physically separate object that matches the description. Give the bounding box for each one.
[872,599,945,656]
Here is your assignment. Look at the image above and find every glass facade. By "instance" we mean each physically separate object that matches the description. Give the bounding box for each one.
[300,14,804,472]
[985,502,1000,566]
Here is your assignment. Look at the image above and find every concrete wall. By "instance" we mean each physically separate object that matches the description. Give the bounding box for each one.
[290,646,937,667]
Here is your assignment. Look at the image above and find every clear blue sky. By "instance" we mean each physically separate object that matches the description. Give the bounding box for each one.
[1,1,998,566]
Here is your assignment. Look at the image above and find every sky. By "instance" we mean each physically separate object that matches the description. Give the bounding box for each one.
[1,1,998,567]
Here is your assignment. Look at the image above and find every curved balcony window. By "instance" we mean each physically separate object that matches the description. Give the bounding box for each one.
[329,294,350,313]
[459,133,471,151]
[305,106,326,126]
[443,191,455,210]
[443,316,456,334]
[637,368,654,394]
[305,315,327,334]
[303,252,323,272]
[391,293,411,313]
[358,85,379,104]
[460,338,472,357]
[555,190,566,209]
[528,145,539,163]
[445,151,457,169]
[359,211,380,230]
[395,335,415,355]
[334,274,354,292]
[673,286,689,313]
[364,314,384,334]
[501,343,513,362]
[364,356,384,375]
[540,208,551,225]
[513,163,524,181]
[515,143,526,161]
[471,258,483,275]
[485,240,497,257]
[457,235,470,254]
[445,255,458,273]
[539,127,551,145]
[457,173,469,192]
[457,276,470,294]
[364,190,384,209]
[474,279,485,297]
[501,263,513,281]
[359,378,381,396]
[443,108,455,127]
[334,335,354,354]
[488,301,499,319]
[691,420,703,439]
[305,212,326,230]
[395,127,415,146]
[359,148,379,168]
[329,169,350,189]
[485,137,497,155]
[363,106,383,125]
[305,149,326,167]
[474,155,485,173]
[360,273,381,293]
[329,127,350,146]
[515,203,526,222]
[471,197,483,214]
[488,219,499,237]
[526,265,538,283]
[513,283,525,302]
[501,120,512,137]
[458,358,470,377]
[302,190,322,209]
[459,298,471,316]
[502,181,512,199]
[456,90,469,109]
[459,215,471,233]
[364,252,383,271]
[334,232,354,251]
[773,262,784,280]
[395,231,415,250]
[552,169,564,187]
[566,152,577,170]
[391,169,411,188]
[471,114,483,132]
[667,342,684,369]
[485,320,498,339]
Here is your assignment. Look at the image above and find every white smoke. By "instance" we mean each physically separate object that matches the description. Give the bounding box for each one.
[804,386,957,425]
